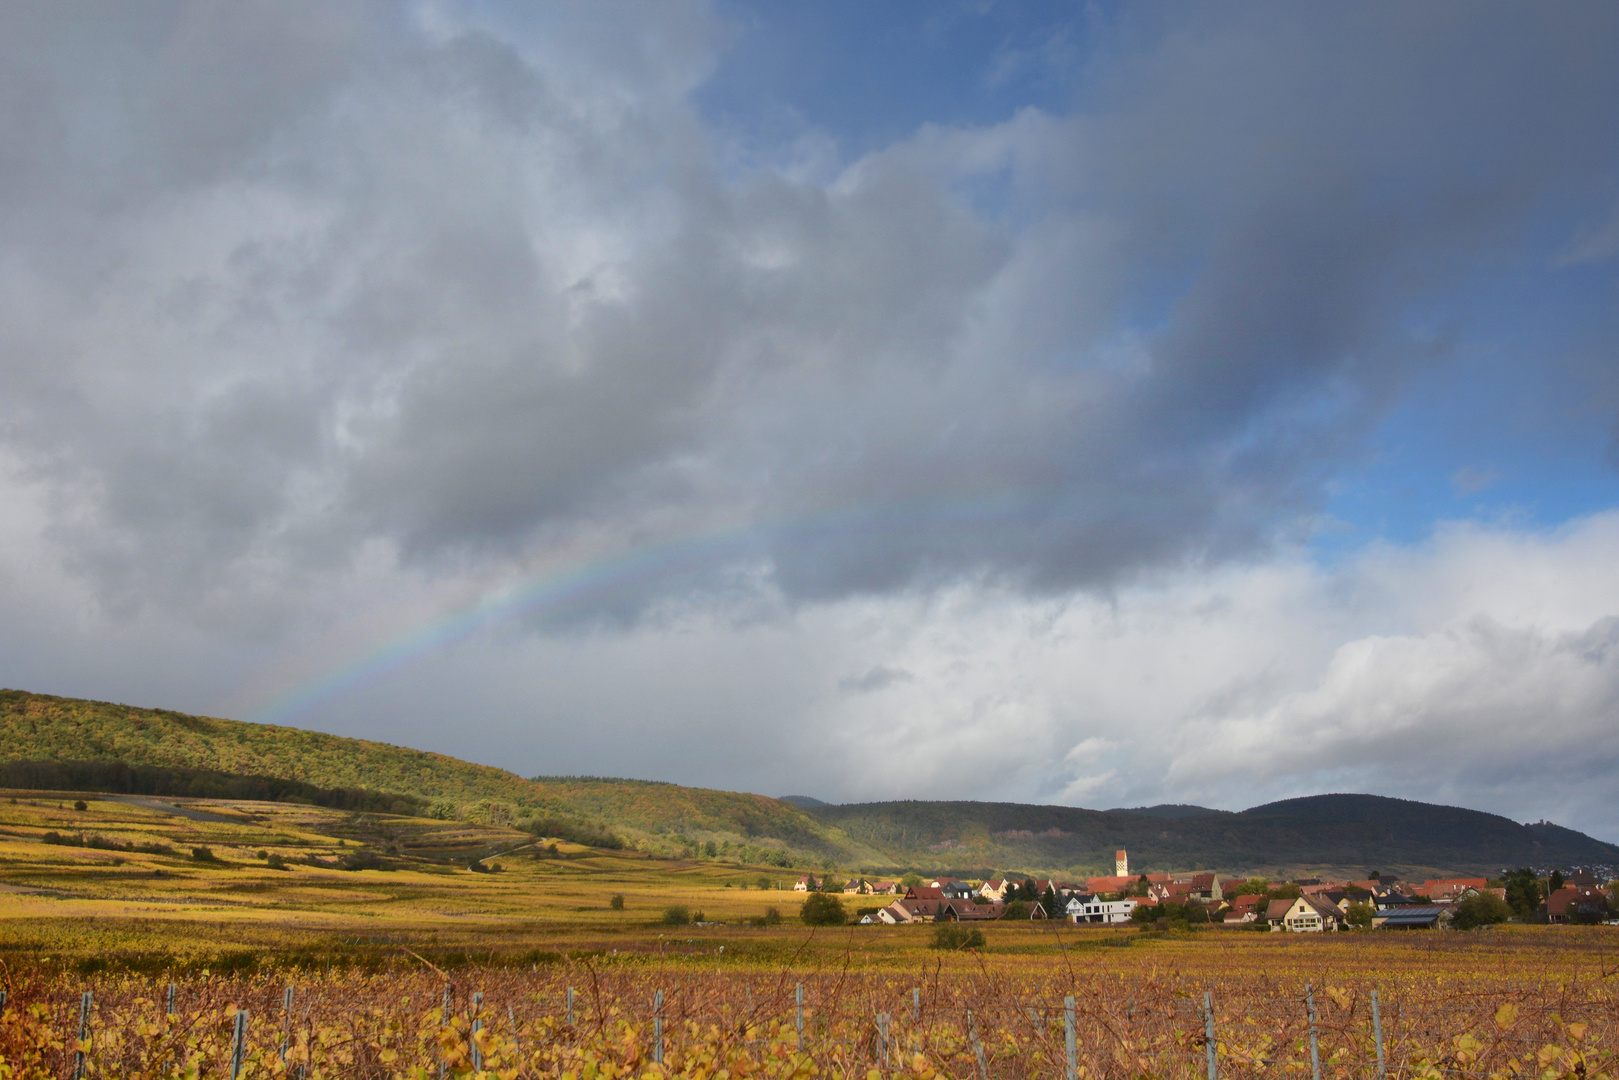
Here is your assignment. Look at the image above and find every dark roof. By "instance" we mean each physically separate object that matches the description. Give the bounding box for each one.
[1377,906,1448,927]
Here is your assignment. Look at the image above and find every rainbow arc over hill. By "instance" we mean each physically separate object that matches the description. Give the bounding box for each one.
[251,493,1036,729]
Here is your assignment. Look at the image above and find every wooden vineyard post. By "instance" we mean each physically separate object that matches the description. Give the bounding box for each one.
[653,989,664,1066]
[509,1004,518,1056]
[439,982,451,1080]
[968,1009,988,1080]
[167,983,175,1017]
[72,991,91,1080]
[281,985,294,1064]
[876,1012,890,1066]
[229,1009,248,1080]
[566,986,575,1028]
[471,992,484,1073]
[0,990,6,1014]
[1305,985,1322,1080]
[1205,992,1217,1080]
[796,983,805,1053]
[1065,995,1077,1080]
[913,986,920,1021]
[1372,989,1386,1080]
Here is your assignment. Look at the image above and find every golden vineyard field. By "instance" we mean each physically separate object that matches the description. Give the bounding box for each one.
[4,930,1619,1079]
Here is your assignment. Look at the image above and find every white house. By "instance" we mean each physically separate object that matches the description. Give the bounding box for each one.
[1275,895,1342,932]
[978,879,1011,902]
[1066,894,1138,924]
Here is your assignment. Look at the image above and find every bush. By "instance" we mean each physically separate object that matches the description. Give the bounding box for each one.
[265,852,287,870]
[190,846,218,863]
[1452,892,1513,930]
[663,905,691,926]
[800,892,847,926]
[1002,900,1030,920]
[1345,901,1375,928]
[609,893,625,910]
[73,800,88,811]
[763,906,782,925]
[932,924,986,950]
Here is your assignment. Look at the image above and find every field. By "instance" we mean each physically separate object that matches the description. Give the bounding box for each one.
[5,793,1619,1078]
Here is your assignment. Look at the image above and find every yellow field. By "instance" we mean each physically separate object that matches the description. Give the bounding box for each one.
[6,792,1619,1077]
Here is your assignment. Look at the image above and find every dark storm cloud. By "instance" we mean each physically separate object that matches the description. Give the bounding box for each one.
[0,1,1615,626]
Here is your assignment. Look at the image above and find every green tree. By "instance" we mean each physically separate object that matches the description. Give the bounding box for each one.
[609,893,625,910]
[1549,870,1566,894]
[1451,892,1513,930]
[900,872,924,889]
[1504,868,1542,919]
[800,892,847,926]
[763,906,783,925]
[1345,901,1375,928]
[662,905,691,925]
[1001,900,1030,920]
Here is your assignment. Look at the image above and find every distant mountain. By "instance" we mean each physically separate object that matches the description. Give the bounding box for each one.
[804,794,1619,877]
[1107,804,1227,819]
[780,795,830,809]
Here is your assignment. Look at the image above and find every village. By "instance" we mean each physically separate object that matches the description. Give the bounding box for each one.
[791,849,1614,930]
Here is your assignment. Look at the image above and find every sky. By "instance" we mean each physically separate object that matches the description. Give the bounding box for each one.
[2,1,1619,836]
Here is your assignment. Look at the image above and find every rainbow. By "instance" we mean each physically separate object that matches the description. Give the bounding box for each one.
[250,491,1037,728]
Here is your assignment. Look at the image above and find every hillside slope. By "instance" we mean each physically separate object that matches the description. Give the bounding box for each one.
[807,794,1619,877]
[0,690,866,864]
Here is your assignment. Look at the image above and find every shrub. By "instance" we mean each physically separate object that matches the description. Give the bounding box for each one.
[1002,900,1030,920]
[932,924,986,950]
[1346,901,1375,928]
[1452,892,1513,930]
[763,906,782,925]
[73,800,88,811]
[609,894,625,910]
[663,905,692,926]
[799,892,847,926]
[265,852,287,870]
[190,846,218,863]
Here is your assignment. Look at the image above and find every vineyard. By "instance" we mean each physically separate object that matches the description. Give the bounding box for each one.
[4,934,1619,1079]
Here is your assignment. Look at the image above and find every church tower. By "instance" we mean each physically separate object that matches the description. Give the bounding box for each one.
[1115,849,1128,876]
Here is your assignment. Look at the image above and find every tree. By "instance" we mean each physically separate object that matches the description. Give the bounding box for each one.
[662,905,691,925]
[900,872,924,889]
[1345,901,1375,928]
[73,800,87,811]
[800,892,847,926]
[1504,868,1542,919]
[1451,892,1513,930]
[1549,870,1566,895]
[1131,875,1151,897]
[609,893,625,910]
[1001,900,1030,920]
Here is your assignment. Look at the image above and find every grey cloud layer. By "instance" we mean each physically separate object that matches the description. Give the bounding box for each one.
[4,1,1616,626]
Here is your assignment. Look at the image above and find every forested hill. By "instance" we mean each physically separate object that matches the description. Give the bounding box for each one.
[804,795,1619,877]
[0,690,866,863]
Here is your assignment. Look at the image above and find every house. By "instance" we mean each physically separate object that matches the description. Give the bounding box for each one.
[842,879,869,895]
[1086,875,1136,895]
[1066,893,1138,924]
[1375,891,1423,911]
[978,879,1011,902]
[940,880,976,900]
[1223,894,1265,924]
[1418,878,1488,902]
[869,881,900,896]
[940,900,1003,921]
[1272,895,1343,932]
[877,901,922,925]
[793,876,816,892]
[1546,885,1612,924]
[1181,872,1224,902]
[1372,905,1452,930]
